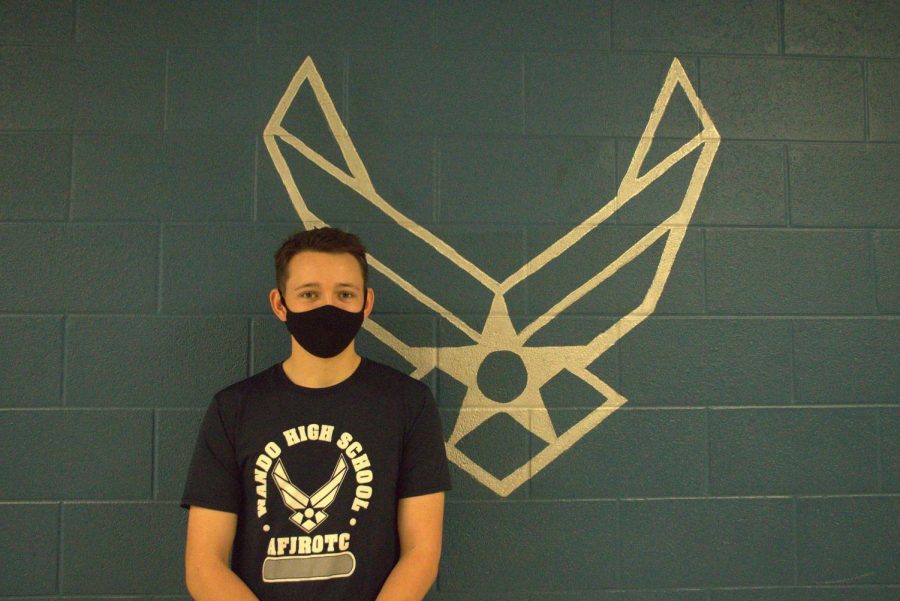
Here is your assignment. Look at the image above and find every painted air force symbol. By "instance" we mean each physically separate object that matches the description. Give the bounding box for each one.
[264,57,720,497]
[254,424,374,583]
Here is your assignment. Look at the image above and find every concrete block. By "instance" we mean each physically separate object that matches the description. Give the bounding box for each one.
[785,0,900,57]
[61,502,186,594]
[156,409,204,501]
[692,141,786,226]
[435,0,610,50]
[0,46,75,129]
[797,496,900,584]
[868,61,900,142]
[874,230,899,312]
[77,0,256,44]
[529,407,708,498]
[700,57,864,140]
[66,316,249,407]
[710,407,880,495]
[0,0,73,42]
[71,134,167,219]
[167,46,255,132]
[706,229,875,314]
[0,133,70,220]
[259,0,432,48]
[789,143,900,226]
[336,131,435,225]
[439,136,617,225]
[883,408,900,492]
[794,319,899,404]
[614,0,778,53]
[0,410,151,500]
[0,223,159,313]
[619,318,793,406]
[441,500,618,591]
[525,54,701,137]
[72,133,254,221]
[160,223,296,314]
[620,498,794,587]
[349,50,522,135]
[0,316,62,407]
[0,503,58,595]
[73,46,165,131]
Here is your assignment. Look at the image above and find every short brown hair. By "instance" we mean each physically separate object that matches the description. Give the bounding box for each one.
[274,227,368,295]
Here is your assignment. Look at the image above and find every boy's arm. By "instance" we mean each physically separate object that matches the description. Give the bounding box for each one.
[185,506,259,601]
[375,491,446,601]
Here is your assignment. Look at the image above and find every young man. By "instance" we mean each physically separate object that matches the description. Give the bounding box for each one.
[181,227,451,600]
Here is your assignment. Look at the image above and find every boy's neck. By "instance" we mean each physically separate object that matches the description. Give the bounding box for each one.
[282,343,362,389]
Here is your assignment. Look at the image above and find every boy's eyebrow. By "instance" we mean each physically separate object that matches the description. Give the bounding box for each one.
[292,282,361,290]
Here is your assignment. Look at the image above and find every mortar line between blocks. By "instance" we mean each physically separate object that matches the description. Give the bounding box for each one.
[163,49,170,131]
[705,407,712,496]
[157,222,164,313]
[783,143,792,227]
[72,0,80,42]
[255,0,261,44]
[433,137,441,222]
[701,228,708,313]
[777,0,786,55]
[520,52,526,136]
[615,497,623,587]
[789,320,798,404]
[151,409,158,500]
[67,134,75,221]
[343,51,350,127]
[792,496,799,585]
[863,60,870,142]
[870,230,882,314]
[875,404,884,493]
[252,135,259,221]
[56,502,63,593]
[609,0,616,51]
[61,314,68,406]
[431,2,438,49]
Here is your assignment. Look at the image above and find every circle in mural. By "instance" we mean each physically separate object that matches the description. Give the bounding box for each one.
[477,350,528,402]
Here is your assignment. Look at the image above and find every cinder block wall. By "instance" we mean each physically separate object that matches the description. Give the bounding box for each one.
[1,1,897,599]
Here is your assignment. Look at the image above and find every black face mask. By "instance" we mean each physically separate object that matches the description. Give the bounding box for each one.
[280,293,365,358]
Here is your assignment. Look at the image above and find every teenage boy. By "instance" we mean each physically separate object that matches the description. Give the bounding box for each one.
[182,227,451,600]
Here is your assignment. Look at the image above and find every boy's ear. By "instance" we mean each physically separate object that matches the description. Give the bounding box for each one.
[364,288,375,317]
[269,288,288,321]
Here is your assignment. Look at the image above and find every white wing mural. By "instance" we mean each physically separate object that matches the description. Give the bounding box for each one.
[264,57,720,496]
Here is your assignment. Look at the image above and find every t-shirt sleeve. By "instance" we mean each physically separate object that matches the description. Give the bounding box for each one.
[397,383,452,498]
[180,395,242,513]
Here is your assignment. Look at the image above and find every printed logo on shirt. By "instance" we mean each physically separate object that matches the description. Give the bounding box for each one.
[252,423,374,583]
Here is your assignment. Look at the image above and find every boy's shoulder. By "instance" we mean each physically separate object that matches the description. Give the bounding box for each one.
[211,364,280,405]
[361,358,431,394]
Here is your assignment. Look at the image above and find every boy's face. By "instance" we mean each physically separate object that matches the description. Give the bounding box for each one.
[277,250,372,316]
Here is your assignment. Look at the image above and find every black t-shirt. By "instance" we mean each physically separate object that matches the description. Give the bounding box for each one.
[181,358,451,600]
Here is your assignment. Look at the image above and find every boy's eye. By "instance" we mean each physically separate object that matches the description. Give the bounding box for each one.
[299,291,316,299]
[339,291,354,299]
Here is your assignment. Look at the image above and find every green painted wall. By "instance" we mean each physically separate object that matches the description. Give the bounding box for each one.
[0,1,897,599]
